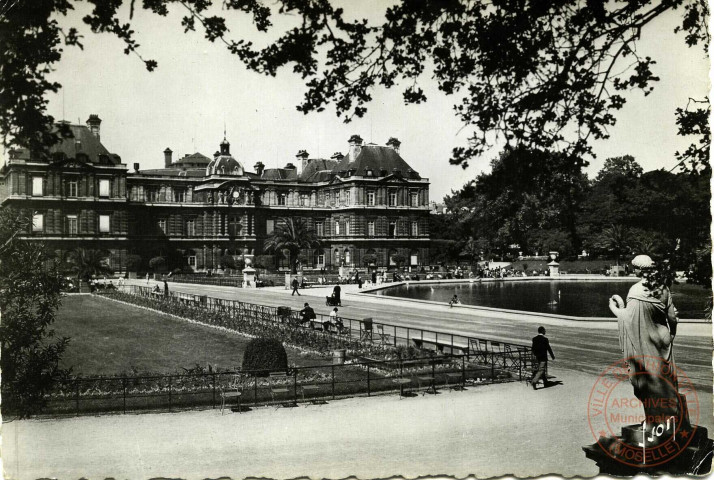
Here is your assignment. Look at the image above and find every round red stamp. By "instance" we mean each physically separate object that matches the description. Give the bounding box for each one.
[587,355,700,468]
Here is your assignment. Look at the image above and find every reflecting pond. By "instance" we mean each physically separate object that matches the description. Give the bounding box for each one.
[370,279,711,318]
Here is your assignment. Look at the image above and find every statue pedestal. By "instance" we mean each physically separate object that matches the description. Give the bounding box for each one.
[583,424,713,475]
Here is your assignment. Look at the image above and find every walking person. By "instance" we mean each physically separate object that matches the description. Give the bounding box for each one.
[145,272,150,284]
[332,284,341,306]
[531,326,555,390]
[164,279,169,297]
[291,277,301,296]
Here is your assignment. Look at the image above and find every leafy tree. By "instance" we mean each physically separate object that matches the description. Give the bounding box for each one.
[125,254,143,272]
[1,1,709,171]
[149,256,166,271]
[595,155,644,181]
[0,209,70,417]
[363,253,378,266]
[391,253,407,269]
[220,254,237,270]
[253,254,276,270]
[66,248,113,280]
[592,224,632,266]
[263,218,320,274]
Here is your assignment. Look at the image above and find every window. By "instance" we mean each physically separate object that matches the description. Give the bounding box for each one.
[278,194,286,206]
[174,189,185,203]
[345,250,351,265]
[147,188,159,202]
[316,221,324,236]
[266,219,275,234]
[32,177,43,196]
[187,255,196,267]
[32,213,43,232]
[411,221,418,236]
[335,220,341,235]
[345,191,350,205]
[67,215,78,235]
[410,250,419,266]
[299,194,308,206]
[325,192,331,205]
[68,180,78,197]
[388,221,396,238]
[367,191,375,206]
[411,192,419,207]
[388,191,397,206]
[345,220,350,235]
[99,179,110,197]
[367,221,375,236]
[186,219,195,237]
[158,218,167,234]
[317,253,325,266]
[99,214,110,233]
[336,191,341,204]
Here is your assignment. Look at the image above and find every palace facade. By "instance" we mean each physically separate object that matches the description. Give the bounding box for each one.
[0,116,431,272]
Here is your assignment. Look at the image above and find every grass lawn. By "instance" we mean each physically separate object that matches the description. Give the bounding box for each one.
[53,295,329,376]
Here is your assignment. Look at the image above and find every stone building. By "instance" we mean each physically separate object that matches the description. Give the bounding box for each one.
[0,117,431,272]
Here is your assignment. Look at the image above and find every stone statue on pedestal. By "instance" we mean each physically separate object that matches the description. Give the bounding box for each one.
[583,254,712,475]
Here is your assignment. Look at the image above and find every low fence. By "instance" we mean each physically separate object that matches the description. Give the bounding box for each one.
[42,353,521,416]
[123,285,531,365]
[7,287,534,417]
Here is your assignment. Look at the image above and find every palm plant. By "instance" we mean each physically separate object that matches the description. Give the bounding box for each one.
[593,224,631,266]
[263,218,320,274]
[66,248,113,280]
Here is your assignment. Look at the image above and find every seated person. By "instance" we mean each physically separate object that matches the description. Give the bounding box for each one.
[299,302,316,325]
[152,284,161,293]
[449,295,461,307]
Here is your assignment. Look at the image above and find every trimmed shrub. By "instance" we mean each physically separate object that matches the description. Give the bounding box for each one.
[241,338,288,376]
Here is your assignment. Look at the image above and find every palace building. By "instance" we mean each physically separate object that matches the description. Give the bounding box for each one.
[0,116,431,272]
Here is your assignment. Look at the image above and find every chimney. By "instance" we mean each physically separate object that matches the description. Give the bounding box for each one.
[163,148,173,168]
[133,163,140,172]
[348,134,363,161]
[386,137,401,154]
[330,152,344,161]
[86,114,101,140]
[296,149,310,174]
[254,161,265,176]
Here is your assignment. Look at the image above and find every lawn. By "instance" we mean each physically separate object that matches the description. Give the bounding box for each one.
[53,295,329,375]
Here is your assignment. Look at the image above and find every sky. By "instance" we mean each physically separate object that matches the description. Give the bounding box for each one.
[18,1,711,202]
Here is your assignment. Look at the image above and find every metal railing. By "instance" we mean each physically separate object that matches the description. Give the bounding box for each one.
[41,353,522,417]
[120,285,531,368]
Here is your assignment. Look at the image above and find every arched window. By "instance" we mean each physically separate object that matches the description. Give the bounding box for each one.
[345,250,351,265]
[388,249,398,266]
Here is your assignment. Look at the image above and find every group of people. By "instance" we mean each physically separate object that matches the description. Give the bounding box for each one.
[298,303,345,333]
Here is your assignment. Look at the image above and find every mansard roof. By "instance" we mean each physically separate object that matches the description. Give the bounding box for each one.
[9,123,120,165]
[334,145,420,179]
[299,158,338,182]
[262,168,298,181]
[175,152,211,165]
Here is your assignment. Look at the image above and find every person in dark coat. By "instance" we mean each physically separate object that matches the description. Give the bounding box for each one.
[300,303,315,325]
[291,277,301,296]
[531,326,555,389]
[332,284,341,306]
[164,280,169,297]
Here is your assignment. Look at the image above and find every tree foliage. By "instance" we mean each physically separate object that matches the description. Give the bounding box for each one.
[1,0,709,170]
[263,217,320,274]
[444,151,710,268]
[0,209,70,417]
[66,248,113,279]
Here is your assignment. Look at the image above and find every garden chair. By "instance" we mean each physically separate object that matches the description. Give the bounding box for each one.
[269,371,293,408]
[220,374,243,415]
[360,318,373,341]
[376,324,390,345]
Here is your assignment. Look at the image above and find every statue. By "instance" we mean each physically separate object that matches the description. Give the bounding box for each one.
[583,254,712,475]
[608,255,687,434]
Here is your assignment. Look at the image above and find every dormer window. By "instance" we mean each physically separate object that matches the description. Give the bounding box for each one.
[366,168,374,177]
